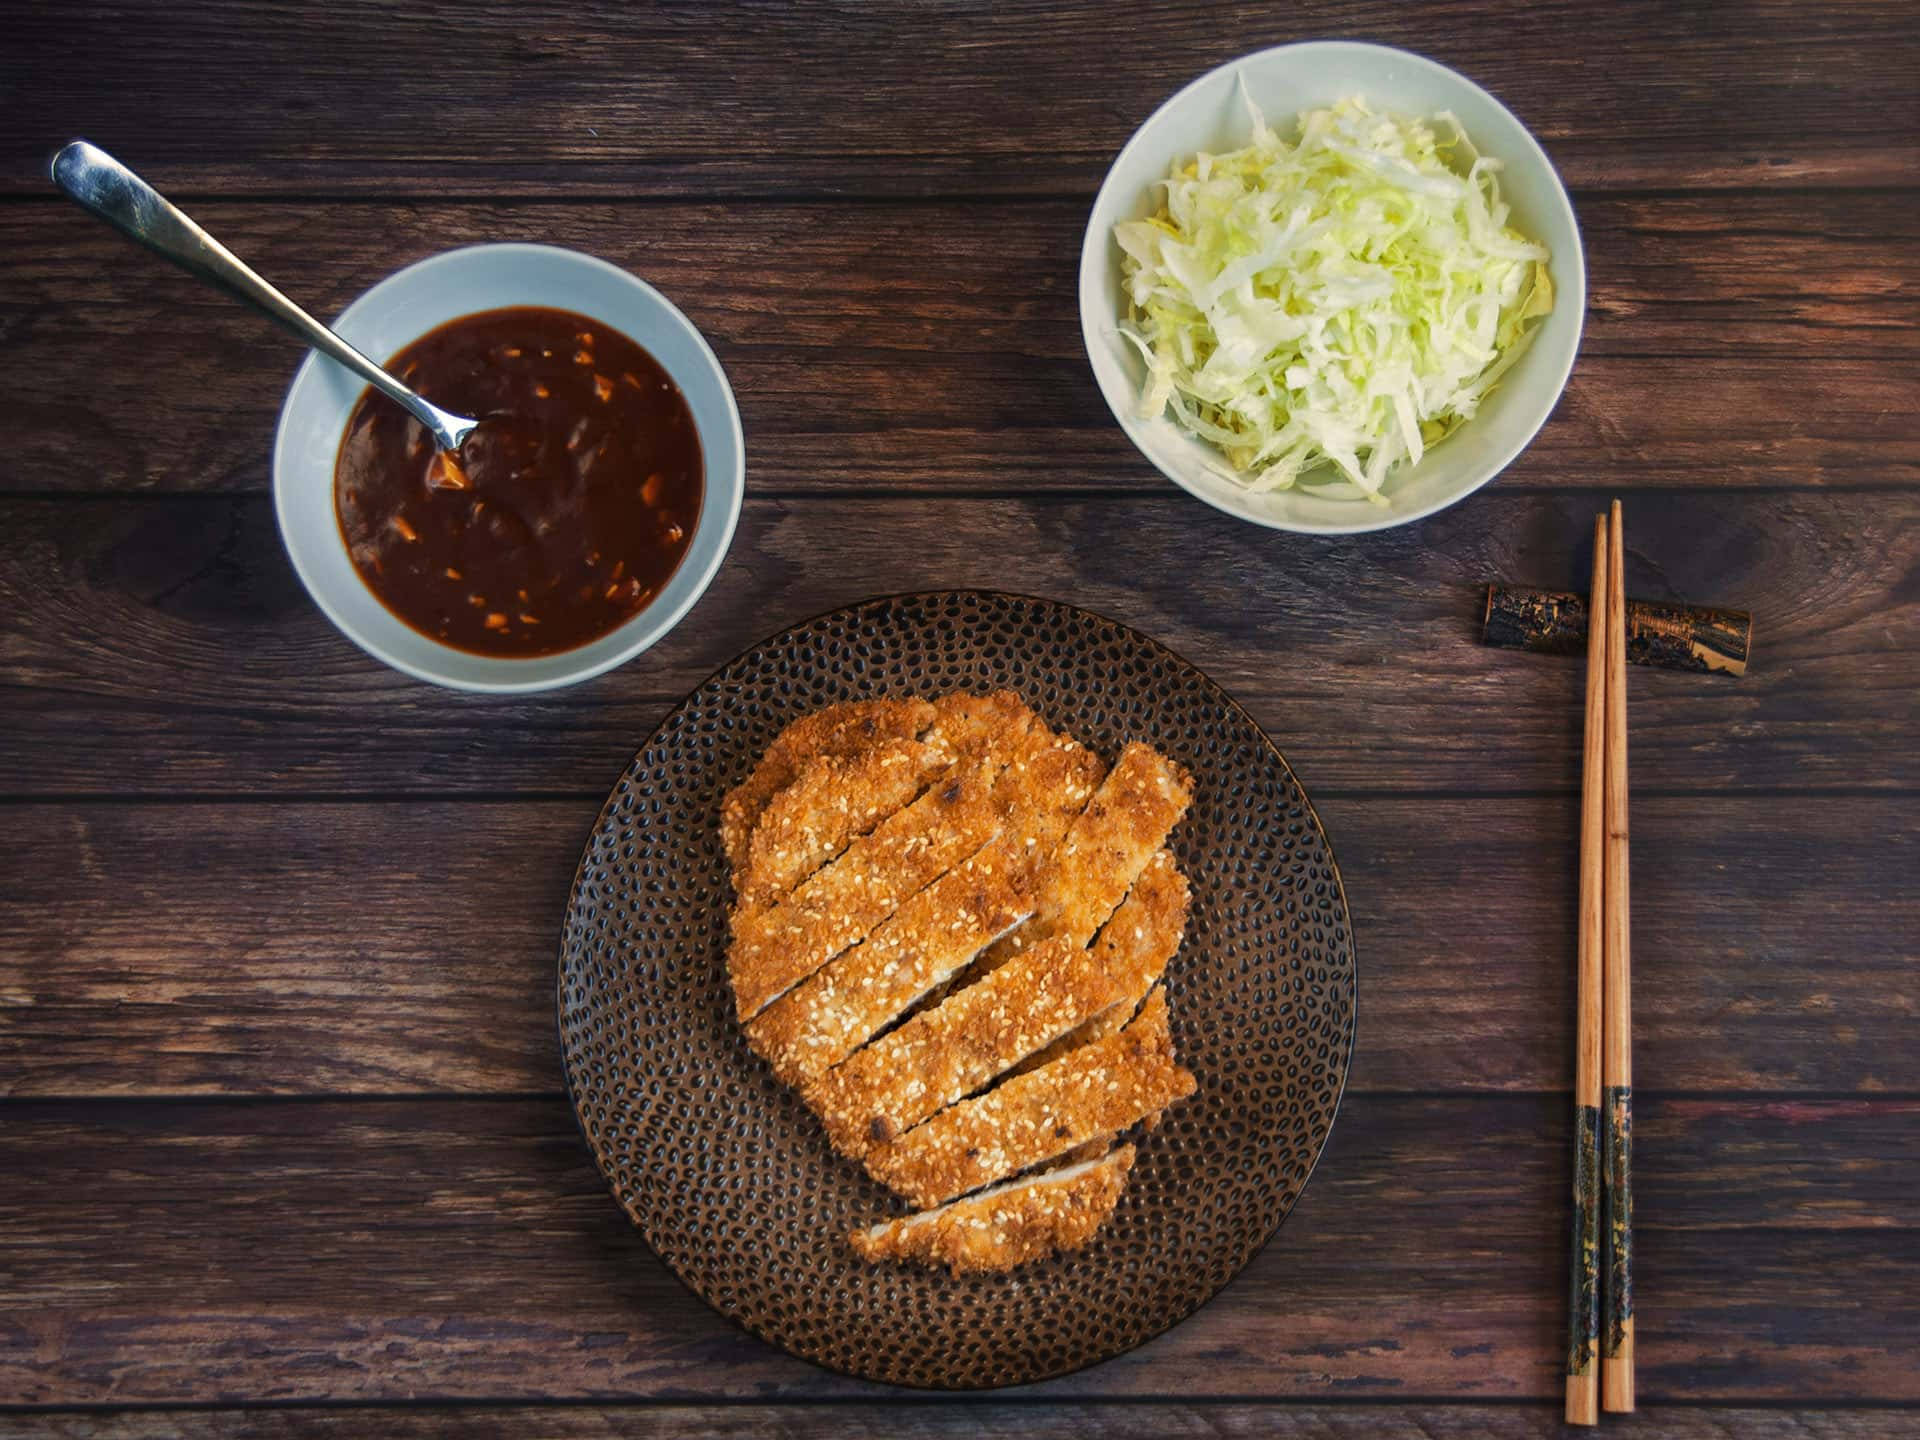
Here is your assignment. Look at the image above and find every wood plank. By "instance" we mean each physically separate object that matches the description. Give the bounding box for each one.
[0,489,1912,797]
[4,2,1917,196]
[1583,192,1920,359]
[1326,797,1920,1097]
[1,796,1911,1098]
[5,195,1917,499]
[4,1403,1915,1438]
[0,1096,1912,1404]
[0,802,576,1097]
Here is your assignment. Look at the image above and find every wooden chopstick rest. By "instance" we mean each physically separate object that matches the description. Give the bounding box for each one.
[1483,583,1751,677]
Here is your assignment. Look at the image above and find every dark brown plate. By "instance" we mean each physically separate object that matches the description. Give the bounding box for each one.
[557,591,1357,1388]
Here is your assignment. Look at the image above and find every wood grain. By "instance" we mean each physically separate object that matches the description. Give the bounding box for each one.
[0,489,1912,797]
[4,1,1918,196]
[3,0,1916,1423]
[4,196,1917,499]
[4,1404,1916,1439]
[0,1096,1913,1405]
[2,795,1912,1098]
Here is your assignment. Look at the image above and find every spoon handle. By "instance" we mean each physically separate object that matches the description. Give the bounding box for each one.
[50,140,472,449]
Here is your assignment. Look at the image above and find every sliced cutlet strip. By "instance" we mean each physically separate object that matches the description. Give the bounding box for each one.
[1021,985,1152,1081]
[747,730,1104,1088]
[810,848,1190,1159]
[727,745,1015,1023]
[728,689,1038,936]
[720,699,936,878]
[722,690,1026,892]
[1006,849,1190,1082]
[864,988,1194,1210]
[962,743,1194,980]
[1025,741,1191,942]
[852,734,1116,1033]
[809,931,1091,1160]
[920,689,1038,751]
[735,734,946,912]
[849,1144,1135,1274]
[726,696,1037,1020]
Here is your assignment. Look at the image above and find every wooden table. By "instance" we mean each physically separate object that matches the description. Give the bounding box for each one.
[4,3,1917,1434]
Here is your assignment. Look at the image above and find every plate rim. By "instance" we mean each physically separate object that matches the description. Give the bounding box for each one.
[554,587,1359,1389]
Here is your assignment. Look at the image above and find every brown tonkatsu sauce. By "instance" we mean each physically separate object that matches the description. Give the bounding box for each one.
[334,306,702,658]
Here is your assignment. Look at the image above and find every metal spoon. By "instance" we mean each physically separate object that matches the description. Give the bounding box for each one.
[50,140,479,454]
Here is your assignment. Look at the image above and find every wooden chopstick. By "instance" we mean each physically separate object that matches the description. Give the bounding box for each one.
[1565,512,1608,1427]
[1602,498,1637,1412]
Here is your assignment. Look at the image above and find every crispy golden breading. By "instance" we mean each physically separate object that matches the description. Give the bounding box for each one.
[1103,847,1188,983]
[848,1145,1135,1274]
[920,689,1037,751]
[1029,989,1149,1080]
[811,850,1187,1159]
[728,750,1010,1022]
[747,732,1103,1087]
[888,731,1117,1021]
[724,692,1029,903]
[963,743,1193,982]
[722,694,1200,1271]
[1023,741,1192,941]
[864,989,1194,1210]
[720,699,937,879]
[1058,1131,1117,1165]
[808,932,1094,1159]
[726,694,1037,1020]
[1006,849,1189,1082]
[735,735,947,911]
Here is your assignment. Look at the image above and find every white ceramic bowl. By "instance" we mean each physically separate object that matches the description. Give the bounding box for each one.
[1080,41,1585,534]
[274,243,744,692]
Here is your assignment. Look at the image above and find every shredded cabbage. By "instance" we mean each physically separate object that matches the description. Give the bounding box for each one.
[1114,94,1553,503]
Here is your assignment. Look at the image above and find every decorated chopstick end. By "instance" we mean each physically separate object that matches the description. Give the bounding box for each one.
[1602,1084,1636,1412]
[1565,1101,1602,1425]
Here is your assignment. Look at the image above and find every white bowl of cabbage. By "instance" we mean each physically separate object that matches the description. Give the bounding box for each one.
[1080,41,1584,534]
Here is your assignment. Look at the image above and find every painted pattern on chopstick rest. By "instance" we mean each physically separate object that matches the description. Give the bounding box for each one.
[1481,585,1752,677]
[1629,601,1750,676]
[1567,1102,1601,1376]
[1603,1085,1635,1353]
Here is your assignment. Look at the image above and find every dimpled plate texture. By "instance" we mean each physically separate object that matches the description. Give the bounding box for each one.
[557,591,1357,1389]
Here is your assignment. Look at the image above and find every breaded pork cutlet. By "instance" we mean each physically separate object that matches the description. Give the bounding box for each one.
[918,690,1038,752]
[728,749,1010,1022]
[849,1145,1136,1274]
[735,734,945,913]
[963,742,1193,984]
[726,693,1037,1022]
[727,692,1033,914]
[720,699,936,877]
[747,729,1104,1088]
[864,989,1195,1210]
[1007,848,1190,1082]
[809,845,1191,1159]
[1017,740,1191,939]
[722,693,1201,1272]
[809,931,1106,1160]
